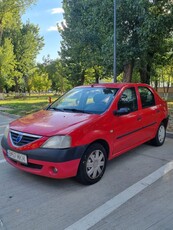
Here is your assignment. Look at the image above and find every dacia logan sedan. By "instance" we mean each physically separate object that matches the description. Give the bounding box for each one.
[1,83,169,184]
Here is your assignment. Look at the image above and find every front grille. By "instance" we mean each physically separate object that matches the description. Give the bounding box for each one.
[10,130,41,147]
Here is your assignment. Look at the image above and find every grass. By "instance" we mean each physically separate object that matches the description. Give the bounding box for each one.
[168,101,173,108]
[0,95,59,116]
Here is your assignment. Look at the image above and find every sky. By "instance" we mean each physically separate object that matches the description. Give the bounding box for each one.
[22,0,64,62]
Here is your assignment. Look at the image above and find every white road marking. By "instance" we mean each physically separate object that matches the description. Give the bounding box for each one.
[0,219,5,228]
[0,159,6,164]
[65,161,173,230]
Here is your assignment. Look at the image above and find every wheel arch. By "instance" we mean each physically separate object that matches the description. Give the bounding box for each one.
[86,139,110,159]
[76,139,109,185]
[161,116,169,129]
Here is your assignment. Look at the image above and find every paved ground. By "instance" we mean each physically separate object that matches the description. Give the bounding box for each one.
[0,113,173,230]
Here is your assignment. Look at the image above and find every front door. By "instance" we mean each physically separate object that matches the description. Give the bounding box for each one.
[112,87,144,155]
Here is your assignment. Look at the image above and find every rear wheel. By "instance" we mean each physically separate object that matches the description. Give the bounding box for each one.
[151,123,166,146]
[76,143,107,185]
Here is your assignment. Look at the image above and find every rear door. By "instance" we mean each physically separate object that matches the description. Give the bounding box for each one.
[137,86,159,139]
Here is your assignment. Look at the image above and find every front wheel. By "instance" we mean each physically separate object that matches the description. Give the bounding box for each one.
[76,143,107,185]
[151,123,166,146]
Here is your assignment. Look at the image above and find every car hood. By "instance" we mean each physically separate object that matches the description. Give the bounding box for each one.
[9,110,98,137]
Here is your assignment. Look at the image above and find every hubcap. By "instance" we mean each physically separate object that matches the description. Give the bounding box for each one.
[158,125,165,143]
[86,150,105,179]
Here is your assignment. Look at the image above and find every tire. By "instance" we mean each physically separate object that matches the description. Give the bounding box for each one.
[151,123,166,146]
[76,143,107,185]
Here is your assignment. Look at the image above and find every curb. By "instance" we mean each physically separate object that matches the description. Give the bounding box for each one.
[166,132,173,139]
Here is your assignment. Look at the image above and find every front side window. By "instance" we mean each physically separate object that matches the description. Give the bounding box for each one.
[118,87,138,112]
[138,87,155,108]
[49,87,119,114]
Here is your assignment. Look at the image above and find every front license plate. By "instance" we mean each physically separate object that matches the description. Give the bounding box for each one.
[7,150,27,164]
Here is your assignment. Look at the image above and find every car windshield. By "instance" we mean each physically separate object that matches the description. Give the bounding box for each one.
[48,87,119,114]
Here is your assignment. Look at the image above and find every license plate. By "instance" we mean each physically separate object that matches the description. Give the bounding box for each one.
[7,150,27,164]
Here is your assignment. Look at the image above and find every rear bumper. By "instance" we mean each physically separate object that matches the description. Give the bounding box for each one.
[1,136,87,179]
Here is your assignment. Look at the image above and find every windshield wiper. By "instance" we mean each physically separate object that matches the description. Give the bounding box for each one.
[49,107,93,114]
[62,108,85,113]
[49,107,65,112]
[63,108,94,114]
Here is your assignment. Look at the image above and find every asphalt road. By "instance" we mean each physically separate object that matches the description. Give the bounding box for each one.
[0,113,173,230]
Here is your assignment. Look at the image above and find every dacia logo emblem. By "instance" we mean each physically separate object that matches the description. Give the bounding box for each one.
[16,134,23,144]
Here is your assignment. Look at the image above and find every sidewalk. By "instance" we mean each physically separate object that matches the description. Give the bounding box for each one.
[0,106,20,119]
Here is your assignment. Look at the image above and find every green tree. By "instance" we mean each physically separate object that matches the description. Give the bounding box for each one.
[60,0,173,84]
[151,45,173,98]
[29,70,52,93]
[116,0,173,83]
[0,38,16,96]
[38,57,71,93]
[60,0,113,84]
[8,22,44,92]
[138,0,173,83]
[0,0,41,95]
[0,0,36,44]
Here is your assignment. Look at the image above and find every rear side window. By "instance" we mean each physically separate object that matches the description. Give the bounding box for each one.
[138,87,155,108]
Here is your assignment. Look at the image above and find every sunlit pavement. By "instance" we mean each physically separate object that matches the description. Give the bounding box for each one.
[0,113,173,230]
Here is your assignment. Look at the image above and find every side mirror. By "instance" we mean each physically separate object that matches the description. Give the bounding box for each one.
[113,107,130,116]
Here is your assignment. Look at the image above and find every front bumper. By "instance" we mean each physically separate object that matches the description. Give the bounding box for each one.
[1,136,87,179]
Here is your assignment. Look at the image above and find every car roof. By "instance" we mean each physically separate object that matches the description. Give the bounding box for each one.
[75,83,150,89]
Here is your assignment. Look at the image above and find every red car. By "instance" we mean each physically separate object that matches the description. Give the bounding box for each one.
[1,83,169,184]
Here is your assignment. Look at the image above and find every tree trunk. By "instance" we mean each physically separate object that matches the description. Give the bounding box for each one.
[23,75,27,93]
[77,69,85,85]
[165,73,171,100]
[0,81,4,99]
[0,84,3,93]
[27,86,31,96]
[95,75,99,83]
[0,84,4,99]
[93,67,99,83]
[123,61,134,83]
[155,80,158,91]
[14,76,19,93]
[0,72,4,98]
[0,19,3,45]
[79,69,85,85]
[140,64,151,84]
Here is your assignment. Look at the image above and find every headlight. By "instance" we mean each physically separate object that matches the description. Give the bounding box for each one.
[41,135,71,149]
[4,125,9,138]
